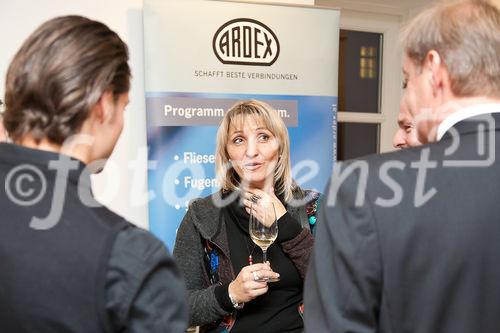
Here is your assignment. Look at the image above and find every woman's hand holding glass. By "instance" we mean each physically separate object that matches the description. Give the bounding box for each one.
[228,263,280,304]
[243,189,282,283]
[242,188,286,221]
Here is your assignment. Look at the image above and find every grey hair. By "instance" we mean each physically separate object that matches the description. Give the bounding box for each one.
[401,0,500,98]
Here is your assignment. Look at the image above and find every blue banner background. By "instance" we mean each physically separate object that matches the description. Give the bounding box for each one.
[146,91,336,249]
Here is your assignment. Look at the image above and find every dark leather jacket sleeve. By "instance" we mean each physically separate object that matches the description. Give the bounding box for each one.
[105,226,189,333]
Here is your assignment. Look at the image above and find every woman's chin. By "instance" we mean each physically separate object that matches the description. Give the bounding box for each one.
[240,177,273,190]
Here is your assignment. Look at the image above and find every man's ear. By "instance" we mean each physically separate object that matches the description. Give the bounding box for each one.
[90,90,114,124]
[425,50,452,98]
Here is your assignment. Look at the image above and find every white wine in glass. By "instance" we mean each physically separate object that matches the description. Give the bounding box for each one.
[249,201,279,282]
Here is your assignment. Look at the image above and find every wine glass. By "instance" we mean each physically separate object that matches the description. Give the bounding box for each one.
[249,201,279,282]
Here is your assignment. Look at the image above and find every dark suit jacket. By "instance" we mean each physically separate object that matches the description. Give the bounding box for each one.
[305,112,500,333]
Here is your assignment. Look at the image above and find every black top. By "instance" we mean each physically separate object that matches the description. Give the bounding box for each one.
[0,143,188,333]
[219,195,304,333]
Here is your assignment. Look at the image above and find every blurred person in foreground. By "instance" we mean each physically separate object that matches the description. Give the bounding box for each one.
[174,100,321,332]
[0,99,7,141]
[305,1,500,332]
[0,16,187,333]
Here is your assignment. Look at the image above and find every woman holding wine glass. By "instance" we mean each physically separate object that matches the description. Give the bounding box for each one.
[173,100,321,332]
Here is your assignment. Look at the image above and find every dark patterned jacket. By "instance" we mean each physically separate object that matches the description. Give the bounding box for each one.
[173,188,321,332]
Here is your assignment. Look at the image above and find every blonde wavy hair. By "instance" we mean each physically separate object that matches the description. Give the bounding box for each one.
[215,100,295,201]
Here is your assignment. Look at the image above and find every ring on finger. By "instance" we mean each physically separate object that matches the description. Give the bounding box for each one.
[252,271,260,281]
[250,194,261,204]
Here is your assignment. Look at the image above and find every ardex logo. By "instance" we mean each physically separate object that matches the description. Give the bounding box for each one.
[212,18,280,66]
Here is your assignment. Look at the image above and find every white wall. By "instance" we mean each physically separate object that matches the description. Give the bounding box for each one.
[0,0,149,229]
[239,0,313,4]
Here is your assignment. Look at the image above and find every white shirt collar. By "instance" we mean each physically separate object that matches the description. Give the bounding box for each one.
[437,103,500,140]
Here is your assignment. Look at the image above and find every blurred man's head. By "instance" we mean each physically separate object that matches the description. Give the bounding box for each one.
[400,0,500,143]
[392,102,423,149]
[3,15,130,162]
[0,100,7,142]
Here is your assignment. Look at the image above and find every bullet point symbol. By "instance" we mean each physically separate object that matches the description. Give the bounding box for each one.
[175,204,180,210]
[174,155,179,161]
[174,179,180,185]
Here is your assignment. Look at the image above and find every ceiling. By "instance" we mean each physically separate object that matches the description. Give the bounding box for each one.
[368,0,431,7]
[316,0,435,16]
